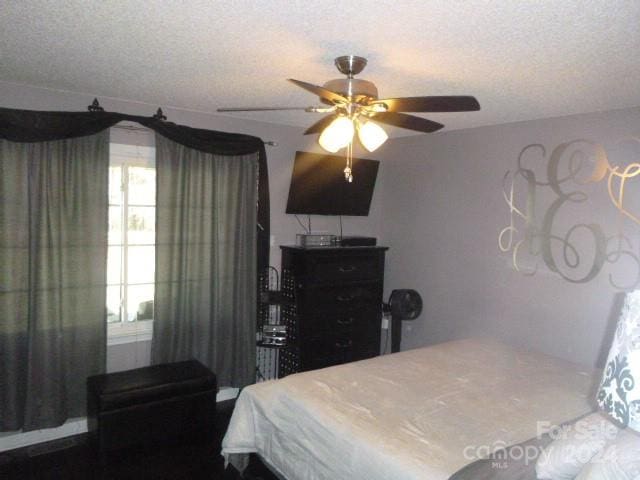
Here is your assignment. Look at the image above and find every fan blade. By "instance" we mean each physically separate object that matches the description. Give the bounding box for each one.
[288,79,348,105]
[372,96,480,113]
[304,115,337,135]
[373,112,444,133]
[217,107,312,112]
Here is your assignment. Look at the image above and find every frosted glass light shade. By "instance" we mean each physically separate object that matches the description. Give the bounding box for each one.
[358,120,388,152]
[318,116,354,153]
[597,289,640,431]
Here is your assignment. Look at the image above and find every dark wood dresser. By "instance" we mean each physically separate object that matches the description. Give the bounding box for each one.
[278,245,388,376]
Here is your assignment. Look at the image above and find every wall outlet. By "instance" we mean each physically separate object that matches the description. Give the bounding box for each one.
[381,317,389,330]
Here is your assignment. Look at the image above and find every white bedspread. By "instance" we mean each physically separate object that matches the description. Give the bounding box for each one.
[222,338,597,480]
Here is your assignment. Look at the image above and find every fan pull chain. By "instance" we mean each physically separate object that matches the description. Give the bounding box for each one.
[344,140,353,183]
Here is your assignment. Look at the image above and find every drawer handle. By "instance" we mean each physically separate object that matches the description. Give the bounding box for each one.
[335,340,353,348]
[338,265,356,273]
[336,294,354,302]
[337,317,354,326]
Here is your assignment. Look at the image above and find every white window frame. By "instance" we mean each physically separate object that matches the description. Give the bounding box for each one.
[107,142,156,345]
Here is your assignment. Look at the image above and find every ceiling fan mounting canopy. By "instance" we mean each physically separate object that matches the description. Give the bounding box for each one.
[334,55,368,77]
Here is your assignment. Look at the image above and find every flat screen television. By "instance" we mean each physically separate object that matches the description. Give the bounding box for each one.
[285,151,379,216]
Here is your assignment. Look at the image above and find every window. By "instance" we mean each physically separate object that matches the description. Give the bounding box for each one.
[107,142,156,342]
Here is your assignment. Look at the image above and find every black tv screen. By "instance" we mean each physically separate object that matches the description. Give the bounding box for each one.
[285,151,379,216]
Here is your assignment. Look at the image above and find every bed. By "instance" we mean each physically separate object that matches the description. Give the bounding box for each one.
[222,338,598,480]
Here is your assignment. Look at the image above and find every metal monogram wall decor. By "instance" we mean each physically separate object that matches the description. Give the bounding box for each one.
[499,138,640,289]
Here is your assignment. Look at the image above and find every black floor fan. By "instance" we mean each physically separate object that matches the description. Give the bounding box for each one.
[384,289,423,353]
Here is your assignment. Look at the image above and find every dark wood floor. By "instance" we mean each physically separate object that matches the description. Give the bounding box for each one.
[0,400,277,480]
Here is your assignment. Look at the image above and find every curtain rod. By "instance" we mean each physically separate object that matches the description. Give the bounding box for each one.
[111,121,277,146]
[89,99,277,146]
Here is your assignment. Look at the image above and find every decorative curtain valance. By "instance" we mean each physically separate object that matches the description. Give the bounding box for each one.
[0,106,270,271]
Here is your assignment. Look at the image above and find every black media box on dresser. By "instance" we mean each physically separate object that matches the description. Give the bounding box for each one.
[87,360,217,463]
[279,245,388,376]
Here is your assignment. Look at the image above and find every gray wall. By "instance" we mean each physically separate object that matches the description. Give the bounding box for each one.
[379,106,640,367]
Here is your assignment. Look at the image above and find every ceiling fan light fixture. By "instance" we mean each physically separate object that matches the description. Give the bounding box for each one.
[357,119,388,152]
[318,116,354,153]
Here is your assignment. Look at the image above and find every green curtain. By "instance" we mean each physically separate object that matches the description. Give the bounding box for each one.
[152,135,257,387]
[0,132,109,432]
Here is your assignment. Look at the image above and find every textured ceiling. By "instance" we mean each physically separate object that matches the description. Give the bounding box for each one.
[1,1,639,136]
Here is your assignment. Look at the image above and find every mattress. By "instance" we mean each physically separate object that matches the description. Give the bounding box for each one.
[222,338,598,480]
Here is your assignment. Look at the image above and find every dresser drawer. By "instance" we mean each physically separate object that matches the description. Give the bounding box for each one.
[305,253,381,284]
[301,334,378,370]
[300,308,381,339]
[345,341,379,363]
[297,285,381,314]
[299,334,350,370]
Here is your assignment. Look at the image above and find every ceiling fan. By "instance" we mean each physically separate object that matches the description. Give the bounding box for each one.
[218,55,480,180]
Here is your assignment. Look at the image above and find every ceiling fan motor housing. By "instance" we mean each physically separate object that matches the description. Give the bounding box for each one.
[321,78,378,105]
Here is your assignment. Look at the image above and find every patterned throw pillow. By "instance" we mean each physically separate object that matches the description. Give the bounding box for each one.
[535,412,619,480]
[597,290,640,431]
[575,428,640,480]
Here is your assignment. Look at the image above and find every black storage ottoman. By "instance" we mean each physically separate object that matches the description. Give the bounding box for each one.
[87,360,217,460]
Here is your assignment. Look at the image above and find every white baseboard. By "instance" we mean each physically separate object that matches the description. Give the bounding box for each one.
[0,387,239,452]
[0,418,87,453]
